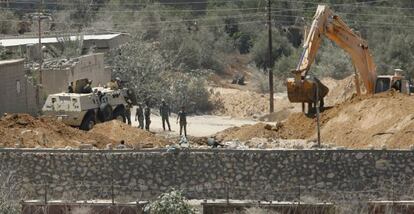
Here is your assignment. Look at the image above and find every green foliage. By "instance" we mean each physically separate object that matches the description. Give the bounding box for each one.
[0,198,19,214]
[110,34,212,113]
[147,189,195,214]
[251,29,293,70]
[312,41,354,79]
[0,46,7,60]
[0,10,18,35]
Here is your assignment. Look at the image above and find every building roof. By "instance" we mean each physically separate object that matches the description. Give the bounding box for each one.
[0,58,24,65]
[0,34,122,47]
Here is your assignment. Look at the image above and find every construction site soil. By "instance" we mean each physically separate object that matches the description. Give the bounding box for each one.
[0,114,171,149]
[216,91,414,149]
[1,75,413,149]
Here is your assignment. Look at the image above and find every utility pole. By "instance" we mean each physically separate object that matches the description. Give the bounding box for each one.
[31,0,50,85]
[267,0,274,113]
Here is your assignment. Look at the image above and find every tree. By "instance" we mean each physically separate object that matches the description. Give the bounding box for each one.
[0,10,18,35]
[251,29,294,70]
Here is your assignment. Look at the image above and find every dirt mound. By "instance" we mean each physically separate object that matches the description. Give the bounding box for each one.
[215,91,414,149]
[90,120,172,148]
[210,88,298,118]
[322,75,365,106]
[215,123,282,142]
[319,91,414,149]
[0,114,115,148]
[215,114,316,142]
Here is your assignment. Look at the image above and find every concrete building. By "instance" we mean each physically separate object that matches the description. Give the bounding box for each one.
[41,53,111,95]
[0,53,111,115]
[0,59,39,115]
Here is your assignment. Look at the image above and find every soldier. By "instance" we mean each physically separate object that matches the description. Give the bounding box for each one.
[82,80,93,93]
[144,102,151,131]
[176,106,187,137]
[125,100,132,125]
[159,99,171,131]
[135,103,144,129]
[115,77,123,89]
[67,82,74,93]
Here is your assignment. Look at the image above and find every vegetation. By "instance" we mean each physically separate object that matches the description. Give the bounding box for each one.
[146,189,195,214]
[0,173,19,214]
[2,0,414,108]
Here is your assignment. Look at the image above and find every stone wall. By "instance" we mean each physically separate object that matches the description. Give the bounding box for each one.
[1,149,414,202]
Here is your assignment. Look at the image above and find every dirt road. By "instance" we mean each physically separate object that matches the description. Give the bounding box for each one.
[131,108,258,137]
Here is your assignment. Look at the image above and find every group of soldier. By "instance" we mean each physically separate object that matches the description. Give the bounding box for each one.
[68,78,188,137]
[135,99,187,137]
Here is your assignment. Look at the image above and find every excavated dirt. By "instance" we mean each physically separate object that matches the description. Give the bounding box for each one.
[322,75,365,106]
[216,91,414,149]
[0,114,114,148]
[90,120,172,149]
[319,91,414,149]
[0,114,172,149]
[210,88,298,119]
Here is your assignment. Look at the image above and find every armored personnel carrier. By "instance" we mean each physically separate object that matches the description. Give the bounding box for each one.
[42,79,135,130]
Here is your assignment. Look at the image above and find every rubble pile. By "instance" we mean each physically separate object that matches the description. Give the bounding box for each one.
[42,58,80,70]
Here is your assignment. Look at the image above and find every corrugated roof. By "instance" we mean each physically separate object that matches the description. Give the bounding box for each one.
[0,58,25,65]
[0,34,122,47]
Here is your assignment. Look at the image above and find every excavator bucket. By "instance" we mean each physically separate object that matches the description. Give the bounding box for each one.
[286,78,329,103]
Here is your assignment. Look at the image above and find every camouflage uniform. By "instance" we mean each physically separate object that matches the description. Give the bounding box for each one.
[82,82,92,93]
[160,101,171,131]
[144,105,151,131]
[125,103,132,125]
[177,109,187,137]
[135,105,144,129]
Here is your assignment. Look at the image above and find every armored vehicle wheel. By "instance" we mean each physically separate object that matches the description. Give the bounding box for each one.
[113,107,126,123]
[98,103,113,122]
[80,113,96,131]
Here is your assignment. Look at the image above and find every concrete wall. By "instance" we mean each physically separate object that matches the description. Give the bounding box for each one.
[0,59,39,115]
[41,53,111,95]
[1,149,414,202]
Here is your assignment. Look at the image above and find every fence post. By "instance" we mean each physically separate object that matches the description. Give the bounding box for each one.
[44,182,48,214]
[111,181,115,205]
[226,183,229,204]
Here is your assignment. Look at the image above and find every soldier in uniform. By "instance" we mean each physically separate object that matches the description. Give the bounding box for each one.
[125,99,132,125]
[159,99,171,131]
[82,80,93,93]
[135,103,144,129]
[67,82,74,93]
[176,106,187,137]
[144,102,151,131]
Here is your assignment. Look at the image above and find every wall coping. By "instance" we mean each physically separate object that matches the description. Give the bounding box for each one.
[0,148,413,154]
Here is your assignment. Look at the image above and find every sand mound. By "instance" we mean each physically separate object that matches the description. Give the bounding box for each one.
[90,120,172,149]
[0,114,115,148]
[322,75,366,106]
[319,91,414,149]
[0,114,171,149]
[215,123,282,142]
[216,91,414,149]
[210,88,298,118]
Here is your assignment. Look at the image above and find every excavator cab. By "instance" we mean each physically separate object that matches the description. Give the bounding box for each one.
[375,74,410,94]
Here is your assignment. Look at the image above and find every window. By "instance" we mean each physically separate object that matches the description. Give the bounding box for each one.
[16,80,21,95]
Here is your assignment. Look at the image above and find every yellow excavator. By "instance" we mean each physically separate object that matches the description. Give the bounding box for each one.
[287,5,411,113]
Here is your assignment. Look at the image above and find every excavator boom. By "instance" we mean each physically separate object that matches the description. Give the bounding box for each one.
[287,5,377,104]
